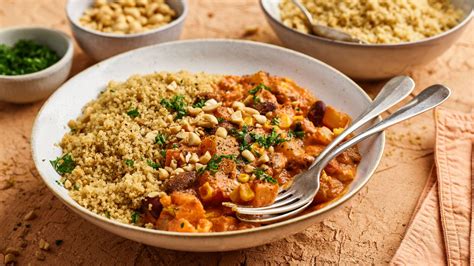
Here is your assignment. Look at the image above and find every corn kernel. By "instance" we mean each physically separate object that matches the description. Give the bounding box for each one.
[243,116,254,126]
[238,173,250,183]
[279,114,292,129]
[333,127,344,136]
[239,183,255,202]
[250,143,264,156]
[293,115,304,123]
[199,182,214,201]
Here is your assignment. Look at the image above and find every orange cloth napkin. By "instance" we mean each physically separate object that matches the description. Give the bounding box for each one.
[391,108,473,265]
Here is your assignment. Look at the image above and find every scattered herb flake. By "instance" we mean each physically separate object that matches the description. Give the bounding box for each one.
[252,128,287,148]
[192,98,206,108]
[271,117,280,126]
[131,212,140,224]
[50,154,76,175]
[253,168,277,184]
[55,240,63,246]
[217,117,225,123]
[147,160,160,170]
[161,95,188,119]
[126,108,139,118]
[125,159,134,167]
[155,133,167,147]
[180,222,185,228]
[201,154,237,174]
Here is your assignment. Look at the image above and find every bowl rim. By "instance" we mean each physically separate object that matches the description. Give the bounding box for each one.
[65,0,188,38]
[260,0,474,47]
[0,26,74,80]
[31,38,385,238]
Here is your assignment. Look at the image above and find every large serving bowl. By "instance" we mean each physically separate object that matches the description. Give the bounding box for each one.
[66,0,188,61]
[0,27,74,103]
[31,40,384,251]
[260,0,474,80]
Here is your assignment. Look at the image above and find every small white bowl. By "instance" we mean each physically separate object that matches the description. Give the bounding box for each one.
[66,0,188,61]
[261,0,474,80]
[32,39,384,251]
[0,27,74,104]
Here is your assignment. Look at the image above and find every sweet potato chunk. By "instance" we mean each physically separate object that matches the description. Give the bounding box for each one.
[251,182,279,207]
[209,216,238,232]
[168,218,197,232]
[322,106,350,129]
[314,172,344,204]
[199,136,239,156]
[171,192,205,224]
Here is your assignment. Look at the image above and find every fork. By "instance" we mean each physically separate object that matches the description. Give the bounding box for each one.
[226,85,450,223]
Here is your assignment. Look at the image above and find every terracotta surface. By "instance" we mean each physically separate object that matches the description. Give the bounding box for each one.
[0,0,473,265]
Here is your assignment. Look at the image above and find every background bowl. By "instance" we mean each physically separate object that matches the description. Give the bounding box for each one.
[0,27,73,104]
[66,0,188,61]
[31,39,384,251]
[261,0,474,80]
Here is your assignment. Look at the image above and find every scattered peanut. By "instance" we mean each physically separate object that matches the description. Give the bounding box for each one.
[80,0,177,34]
[241,149,255,162]
[187,132,202,146]
[253,114,267,124]
[231,110,243,124]
[189,153,199,163]
[147,191,160,198]
[232,101,245,110]
[4,253,16,264]
[257,153,270,164]
[215,127,228,138]
[197,114,219,127]
[243,107,259,115]
[158,168,169,180]
[39,239,50,251]
[199,151,212,164]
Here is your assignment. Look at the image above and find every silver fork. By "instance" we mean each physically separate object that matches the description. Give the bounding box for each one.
[229,84,450,223]
[223,75,414,217]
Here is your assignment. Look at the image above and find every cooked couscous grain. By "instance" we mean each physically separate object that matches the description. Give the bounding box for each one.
[279,0,464,44]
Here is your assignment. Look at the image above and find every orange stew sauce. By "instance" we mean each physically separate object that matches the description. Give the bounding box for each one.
[140,71,361,232]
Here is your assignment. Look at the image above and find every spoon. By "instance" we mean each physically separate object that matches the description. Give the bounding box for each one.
[291,0,364,43]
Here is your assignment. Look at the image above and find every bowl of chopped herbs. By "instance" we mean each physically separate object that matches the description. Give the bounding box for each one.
[0,27,73,103]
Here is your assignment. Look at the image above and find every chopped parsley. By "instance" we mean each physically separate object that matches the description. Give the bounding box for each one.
[104,211,110,218]
[199,154,237,174]
[271,117,280,126]
[131,212,140,224]
[155,133,167,147]
[287,123,305,139]
[254,168,277,184]
[172,143,179,149]
[249,83,271,103]
[231,126,251,151]
[180,222,185,228]
[125,159,134,167]
[126,108,139,118]
[50,154,76,175]
[252,128,287,148]
[147,160,160,170]
[217,117,225,123]
[0,39,60,76]
[160,95,188,119]
[160,149,167,158]
[192,98,206,108]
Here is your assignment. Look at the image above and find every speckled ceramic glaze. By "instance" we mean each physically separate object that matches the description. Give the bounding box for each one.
[0,27,73,103]
[260,0,474,80]
[66,0,188,61]
[31,40,384,251]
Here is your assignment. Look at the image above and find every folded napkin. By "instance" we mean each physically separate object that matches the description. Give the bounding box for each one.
[391,107,473,265]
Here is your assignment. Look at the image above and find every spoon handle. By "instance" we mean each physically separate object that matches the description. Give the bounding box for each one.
[316,84,451,169]
[308,76,414,170]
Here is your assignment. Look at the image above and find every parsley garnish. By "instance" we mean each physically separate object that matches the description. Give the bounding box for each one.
[254,168,277,184]
[126,108,139,118]
[217,117,225,123]
[147,160,160,170]
[125,159,134,167]
[252,128,287,148]
[232,126,251,151]
[155,133,167,147]
[160,149,167,158]
[271,117,280,126]
[200,154,237,174]
[50,154,76,175]
[0,39,60,76]
[192,98,206,108]
[249,83,271,103]
[180,222,185,228]
[160,95,188,119]
[131,212,139,224]
[104,211,110,218]
[287,123,305,139]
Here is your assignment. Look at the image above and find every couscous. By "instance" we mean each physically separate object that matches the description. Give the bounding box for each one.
[51,71,360,232]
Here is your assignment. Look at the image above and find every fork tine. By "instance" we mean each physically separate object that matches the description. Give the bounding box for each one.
[275,188,295,201]
[232,194,301,212]
[235,194,310,215]
[236,201,312,223]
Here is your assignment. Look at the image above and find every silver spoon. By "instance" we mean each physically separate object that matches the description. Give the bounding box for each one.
[291,0,364,43]
[226,84,450,223]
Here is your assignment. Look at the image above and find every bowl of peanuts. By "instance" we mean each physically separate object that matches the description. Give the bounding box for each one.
[66,0,188,61]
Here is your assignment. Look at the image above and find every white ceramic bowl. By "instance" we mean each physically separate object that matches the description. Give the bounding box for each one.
[31,39,384,251]
[0,27,73,103]
[261,0,474,80]
[66,0,188,61]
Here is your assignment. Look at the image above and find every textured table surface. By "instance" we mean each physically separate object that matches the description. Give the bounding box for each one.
[1,0,473,265]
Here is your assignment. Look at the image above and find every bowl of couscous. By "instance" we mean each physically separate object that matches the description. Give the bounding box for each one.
[260,0,474,79]
[66,0,188,61]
